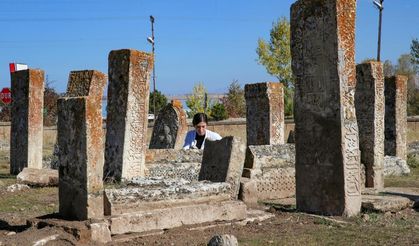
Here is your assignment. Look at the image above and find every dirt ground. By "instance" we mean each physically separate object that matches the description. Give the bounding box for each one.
[0,155,418,245]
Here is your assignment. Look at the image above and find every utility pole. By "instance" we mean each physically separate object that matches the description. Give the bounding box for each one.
[373,0,384,61]
[148,15,156,123]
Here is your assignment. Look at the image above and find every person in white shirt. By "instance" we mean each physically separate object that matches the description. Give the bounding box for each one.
[183,113,222,150]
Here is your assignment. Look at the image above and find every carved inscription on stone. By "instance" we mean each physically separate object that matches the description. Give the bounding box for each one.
[149,102,187,149]
[291,0,360,216]
[385,75,407,160]
[355,62,384,189]
[10,69,44,174]
[104,49,153,181]
[245,82,285,146]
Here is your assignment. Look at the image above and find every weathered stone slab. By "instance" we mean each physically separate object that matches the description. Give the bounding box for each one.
[145,148,203,164]
[244,144,295,170]
[104,178,231,215]
[291,0,361,216]
[17,168,58,187]
[199,137,246,198]
[362,195,412,213]
[355,62,385,189]
[109,200,247,235]
[383,155,410,176]
[244,82,285,145]
[10,69,44,174]
[149,101,187,149]
[146,162,201,181]
[58,70,106,220]
[104,49,153,181]
[385,75,408,160]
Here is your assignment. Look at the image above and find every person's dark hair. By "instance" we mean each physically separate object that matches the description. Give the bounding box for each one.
[192,112,208,126]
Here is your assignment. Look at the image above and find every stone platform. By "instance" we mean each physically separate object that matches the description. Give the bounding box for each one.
[240,144,296,204]
[104,177,232,215]
[109,200,247,235]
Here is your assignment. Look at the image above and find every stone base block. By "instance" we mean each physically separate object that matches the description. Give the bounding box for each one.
[109,200,247,235]
[239,178,258,206]
[362,195,412,213]
[17,168,58,187]
[239,167,295,203]
[90,222,112,244]
[105,178,231,216]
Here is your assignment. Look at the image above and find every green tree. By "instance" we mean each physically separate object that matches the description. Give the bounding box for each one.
[223,80,245,118]
[149,90,168,115]
[210,103,227,121]
[256,17,293,87]
[256,17,294,117]
[186,82,212,118]
[396,53,419,116]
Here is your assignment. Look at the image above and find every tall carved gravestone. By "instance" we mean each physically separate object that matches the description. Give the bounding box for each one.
[291,0,361,216]
[244,82,285,146]
[149,100,187,149]
[10,69,44,175]
[58,70,106,220]
[355,62,385,189]
[385,75,407,160]
[104,49,153,181]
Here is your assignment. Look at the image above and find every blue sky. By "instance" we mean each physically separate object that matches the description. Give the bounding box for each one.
[0,0,418,95]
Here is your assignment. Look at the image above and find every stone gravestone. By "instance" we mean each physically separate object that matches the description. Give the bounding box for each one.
[10,69,44,175]
[385,75,407,160]
[355,62,385,189]
[104,49,153,181]
[244,82,285,146]
[149,100,187,149]
[57,70,106,220]
[199,137,246,198]
[291,0,361,216]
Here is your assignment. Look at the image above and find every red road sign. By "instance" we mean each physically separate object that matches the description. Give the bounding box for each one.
[0,87,11,104]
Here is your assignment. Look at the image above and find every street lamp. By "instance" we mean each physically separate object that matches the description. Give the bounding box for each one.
[147,15,156,123]
[373,0,384,61]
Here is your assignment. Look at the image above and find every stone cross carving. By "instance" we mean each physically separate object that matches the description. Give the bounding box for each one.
[291,0,361,216]
[385,75,407,160]
[57,70,106,220]
[104,49,153,181]
[10,69,44,175]
[149,100,187,149]
[244,82,285,146]
[355,62,385,189]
